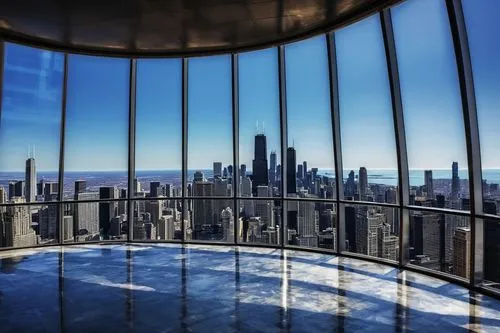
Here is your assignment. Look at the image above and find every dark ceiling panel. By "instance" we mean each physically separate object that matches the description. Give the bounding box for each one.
[0,0,402,57]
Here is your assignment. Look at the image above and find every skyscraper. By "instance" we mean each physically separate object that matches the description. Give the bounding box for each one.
[74,192,99,239]
[269,151,277,184]
[252,134,269,193]
[297,164,304,180]
[424,170,434,199]
[286,147,297,194]
[194,171,204,182]
[150,181,161,197]
[99,186,118,239]
[303,161,308,179]
[452,227,470,279]
[213,162,222,178]
[451,162,460,201]
[0,197,38,247]
[240,164,247,178]
[192,181,214,229]
[74,180,87,196]
[25,157,36,203]
[359,167,368,200]
[345,170,356,198]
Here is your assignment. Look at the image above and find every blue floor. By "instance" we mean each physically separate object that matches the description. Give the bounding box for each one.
[0,243,499,332]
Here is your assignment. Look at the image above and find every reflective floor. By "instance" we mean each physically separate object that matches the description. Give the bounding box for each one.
[0,244,500,333]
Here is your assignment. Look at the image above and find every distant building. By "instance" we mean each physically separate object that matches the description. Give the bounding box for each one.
[424,170,434,199]
[213,162,222,178]
[452,227,470,279]
[25,157,36,203]
[0,197,38,247]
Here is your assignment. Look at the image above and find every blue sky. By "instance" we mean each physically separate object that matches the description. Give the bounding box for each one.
[0,0,498,173]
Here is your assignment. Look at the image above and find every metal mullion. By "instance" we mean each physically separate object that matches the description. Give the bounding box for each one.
[278,45,287,248]
[127,58,137,242]
[181,58,188,243]
[0,42,4,149]
[380,9,410,267]
[232,53,240,245]
[326,32,345,253]
[57,53,68,244]
[446,0,484,286]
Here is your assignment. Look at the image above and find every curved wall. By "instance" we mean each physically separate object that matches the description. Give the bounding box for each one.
[0,0,499,294]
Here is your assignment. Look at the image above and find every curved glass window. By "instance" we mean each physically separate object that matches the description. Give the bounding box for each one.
[0,43,64,246]
[284,36,335,200]
[392,0,469,211]
[64,55,129,240]
[187,55,233,242]
[336,15,398,204]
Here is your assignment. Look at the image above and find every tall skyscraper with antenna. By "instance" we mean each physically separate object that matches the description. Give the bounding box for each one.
[25,145,37,203]
[252,134,269,194]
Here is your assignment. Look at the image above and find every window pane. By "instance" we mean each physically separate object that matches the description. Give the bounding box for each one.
[343,203,399,262]
[285,36,336,199]
[135,59,182,199]
[187,56,233,240]
[0,43,63,206]
[286,200,336,251]
[462,0,500,215]
[64,55,129,201]
[238,48,281,198]
[336,15,398,204]
[64,55,129,240]
[392,0,469,210]
[409,210,470,279]
[187,55,232,191]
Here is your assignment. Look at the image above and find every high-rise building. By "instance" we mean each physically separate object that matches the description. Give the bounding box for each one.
[451,162,460,201]
[298,201,317,247]
[74,192,100,239]
[213,162,222,178]
[269,151,277,184]
[452,227,470,279]
[240,164,247,178]
[303,161,308,179]
[297,164,304,180]
[25,157,36,203]
[359,167,368,200]
[192,181,214,230]
[424,170,434,199]
[0,197,38,247]
[255,186,273,227]
[43,182,58,201]
[158,215,175,240]
[39,204,58,240]
[0,186,6,208]
[221,207,234,241]
[194,171,204,182]
[74,180,87,196]
[286,147,297,194]
[134,178,142,193]
[241,176,254,217]
[356,208,384,257]
[150,181,161,197]
[345,171,356,198]
[227,165,233,177]
[99,186,118,239]
[410,212,443,270]
[252,134,269,193]
[11,181,25,199]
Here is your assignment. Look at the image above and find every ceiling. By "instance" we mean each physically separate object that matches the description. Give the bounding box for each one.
[0,0,401,57]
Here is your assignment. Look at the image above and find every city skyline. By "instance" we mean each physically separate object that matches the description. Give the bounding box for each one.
[2,1,500,173]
